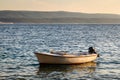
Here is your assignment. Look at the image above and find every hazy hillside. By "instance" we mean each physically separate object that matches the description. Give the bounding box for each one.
[0,10,120,23]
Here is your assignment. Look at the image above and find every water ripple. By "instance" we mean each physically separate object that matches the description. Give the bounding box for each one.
[0,24,120,80]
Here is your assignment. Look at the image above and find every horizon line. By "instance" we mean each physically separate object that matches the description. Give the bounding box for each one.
[0,10,120,15]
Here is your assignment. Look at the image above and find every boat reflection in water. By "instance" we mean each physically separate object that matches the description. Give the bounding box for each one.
[37,62,97,79]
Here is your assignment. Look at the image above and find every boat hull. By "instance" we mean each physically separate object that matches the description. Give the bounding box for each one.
[34,52,98,64]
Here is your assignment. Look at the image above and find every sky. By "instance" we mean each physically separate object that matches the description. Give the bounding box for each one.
[0,0,120,14]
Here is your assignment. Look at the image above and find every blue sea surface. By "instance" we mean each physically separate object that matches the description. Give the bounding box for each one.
[0,24,120,80]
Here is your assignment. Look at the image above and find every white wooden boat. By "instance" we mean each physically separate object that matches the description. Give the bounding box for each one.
[34,52,99,64]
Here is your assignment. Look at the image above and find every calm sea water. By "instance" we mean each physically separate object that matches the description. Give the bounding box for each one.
[0,24,120,80]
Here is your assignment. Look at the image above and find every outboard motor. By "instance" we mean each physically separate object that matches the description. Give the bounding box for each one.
[88,47,96,54]
[88,47,100,57]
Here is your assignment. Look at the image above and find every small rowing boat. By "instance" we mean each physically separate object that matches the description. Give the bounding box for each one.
[34,51,99,64]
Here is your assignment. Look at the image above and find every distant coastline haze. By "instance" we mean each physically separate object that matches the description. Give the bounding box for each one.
[0,11,120,23]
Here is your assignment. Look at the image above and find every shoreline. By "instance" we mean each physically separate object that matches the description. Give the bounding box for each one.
[0,22,120,25]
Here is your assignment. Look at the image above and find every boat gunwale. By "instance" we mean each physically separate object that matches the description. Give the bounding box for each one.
[34,52,98,58]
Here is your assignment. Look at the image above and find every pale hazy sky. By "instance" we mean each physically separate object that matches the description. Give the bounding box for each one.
[0,0,120,14]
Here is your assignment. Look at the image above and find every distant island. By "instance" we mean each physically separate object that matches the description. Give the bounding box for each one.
[0,10,120,23]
